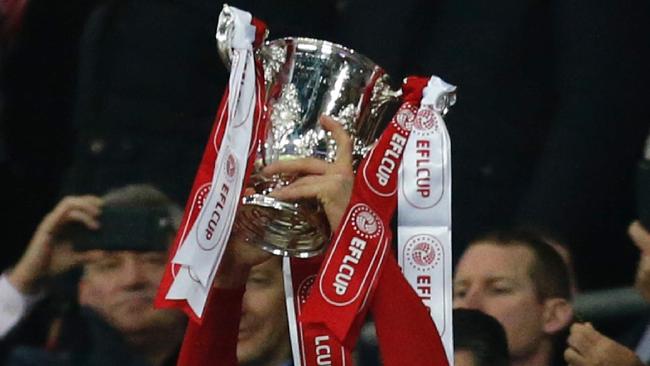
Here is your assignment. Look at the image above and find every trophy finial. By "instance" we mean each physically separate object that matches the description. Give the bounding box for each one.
[422,76,457,116]
[216,4,234,68]
[216,4,269,70]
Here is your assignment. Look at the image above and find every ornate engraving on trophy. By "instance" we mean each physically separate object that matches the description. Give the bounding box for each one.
[268,83,303,164]
[259,43,286,88]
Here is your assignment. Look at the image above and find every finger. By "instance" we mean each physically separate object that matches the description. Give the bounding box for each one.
[582,322,604,343]
[630,221,650,253]
[277,175,325,190]
[41,196,103,230]
[57,196,104,216]
[269,175,328,197]
[568,323,597,352]
[65,209,101,230]
[270,176,350,202]
[576,322,602,343]
[564,347,587,366]
[269,180,322,201]
[320,115,353,168]
[636,255,650,281]
[262,158,329,177]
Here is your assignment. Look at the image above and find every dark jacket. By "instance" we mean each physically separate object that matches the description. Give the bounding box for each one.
[4,308,177,366]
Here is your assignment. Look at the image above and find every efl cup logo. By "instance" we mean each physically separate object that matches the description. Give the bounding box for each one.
[172,182,211,278]
[195,183,211,210]
[351,205,382,240]
[405,234,442,272]
[319,203,386,306]
[225,154,237,180]
[394,105,417,131]
[414,106,438,132]
[412,242,435,266]
[356,212,378,235]
[196,153,238,250]
[362,104,411,197]
[298,275,316,306]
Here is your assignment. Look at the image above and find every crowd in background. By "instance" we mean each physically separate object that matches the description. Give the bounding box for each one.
[1,0,650,365]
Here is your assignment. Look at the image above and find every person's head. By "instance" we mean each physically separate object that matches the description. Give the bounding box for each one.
[76,184,185,341]
[516,225,579,295]
[453,228,573,365]
[237,256,291,366]
[453,308,509,366]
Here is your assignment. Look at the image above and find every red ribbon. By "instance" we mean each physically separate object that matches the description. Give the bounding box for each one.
[287,257,353,366]
[154,17,268,323]
[294,77,449,366]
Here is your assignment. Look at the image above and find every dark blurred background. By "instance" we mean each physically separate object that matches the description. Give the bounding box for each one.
[1,0,649,293]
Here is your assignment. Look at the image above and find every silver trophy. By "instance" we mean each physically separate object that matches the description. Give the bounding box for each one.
[217,5,400,257]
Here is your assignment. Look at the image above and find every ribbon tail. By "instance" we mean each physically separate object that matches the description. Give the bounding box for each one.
[372,256,450,366]
[155,5,263,322]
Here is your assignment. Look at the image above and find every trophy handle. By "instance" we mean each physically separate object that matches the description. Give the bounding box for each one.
[215,4,235,69]
[433,89,457,116]
[370,74,402,121]
[216,4,270,71]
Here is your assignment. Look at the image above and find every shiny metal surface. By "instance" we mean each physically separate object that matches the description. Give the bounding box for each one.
[257,38,395,167]
[217,21,399,257]
[236,193,329,257]
[215,4,234,67]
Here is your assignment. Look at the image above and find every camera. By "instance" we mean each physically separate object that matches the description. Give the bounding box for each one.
[58,206,174,251]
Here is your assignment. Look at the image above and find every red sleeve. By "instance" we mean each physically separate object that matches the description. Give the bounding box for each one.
[177,287,245,366]
[371,258,449,366]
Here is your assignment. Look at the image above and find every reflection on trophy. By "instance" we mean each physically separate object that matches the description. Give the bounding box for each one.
[217,5,400,258]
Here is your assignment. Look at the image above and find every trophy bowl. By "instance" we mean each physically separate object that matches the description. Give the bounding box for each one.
[218,8,399,257]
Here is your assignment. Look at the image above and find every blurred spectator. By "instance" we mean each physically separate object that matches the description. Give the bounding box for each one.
[453,308,510,366]
[0,184,186,366]
[565,221,650,366]
[453,228,573,366]
[628,220,650,364]
[236,257,291,366]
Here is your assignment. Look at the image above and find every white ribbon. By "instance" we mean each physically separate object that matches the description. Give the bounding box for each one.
[283,257,303,366]
[164,6,257,317]
[397,76,456,362]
